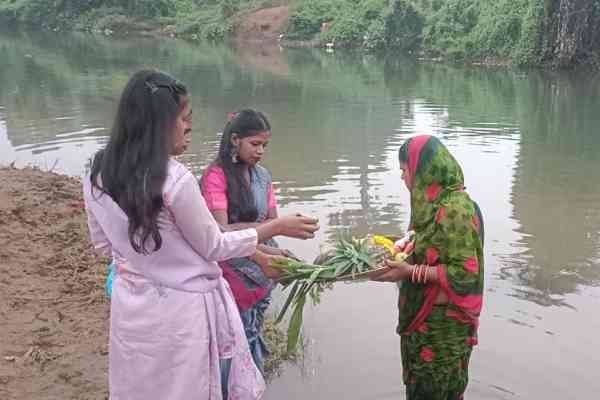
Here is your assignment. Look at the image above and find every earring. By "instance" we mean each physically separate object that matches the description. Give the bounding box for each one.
[231,145,239,163]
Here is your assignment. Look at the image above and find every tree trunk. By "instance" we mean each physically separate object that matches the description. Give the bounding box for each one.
[542,0,600,67]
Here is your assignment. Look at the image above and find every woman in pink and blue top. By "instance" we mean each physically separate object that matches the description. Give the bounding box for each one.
[83,70,319,400]
[201,110,291,377]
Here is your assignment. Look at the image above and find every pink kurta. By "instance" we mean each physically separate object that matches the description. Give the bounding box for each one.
[83,159,265,400]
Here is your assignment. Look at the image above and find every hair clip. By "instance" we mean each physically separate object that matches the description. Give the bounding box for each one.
[145,81,159,94]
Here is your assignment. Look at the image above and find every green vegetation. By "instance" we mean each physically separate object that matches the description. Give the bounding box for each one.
[0,0,598,67]
[285,0,423,52]
[0,0,272,40]
[285,0,600,67]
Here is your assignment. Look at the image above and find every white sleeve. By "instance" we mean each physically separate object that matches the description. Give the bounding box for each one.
[168,172,258,262]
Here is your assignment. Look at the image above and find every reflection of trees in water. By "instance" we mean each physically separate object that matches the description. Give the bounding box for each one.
[383,62,600,303]
[0,30,253,148]
[4,30,599,300]
[231,43,290,77]
[0,31,160,147]
[384,62,600,302]
[509,71,600,302]
[1,30,409,234]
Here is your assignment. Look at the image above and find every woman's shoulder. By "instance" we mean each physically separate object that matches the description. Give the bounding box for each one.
[165,158,194,193]
[167,158,192,178]
[437,193,481,230]
[202,164,226,185]
[200,164,227,191]
[203,164,225,178]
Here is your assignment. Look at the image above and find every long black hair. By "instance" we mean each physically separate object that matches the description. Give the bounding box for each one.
[213,109,271,223]
[90,69,188,254]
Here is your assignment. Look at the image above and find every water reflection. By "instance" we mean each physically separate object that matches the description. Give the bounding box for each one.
[508,72,600,304]
[2,29,598,297]
[232,43,290,77]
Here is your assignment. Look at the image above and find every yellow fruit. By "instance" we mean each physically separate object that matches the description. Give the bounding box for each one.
[373,235,395,254]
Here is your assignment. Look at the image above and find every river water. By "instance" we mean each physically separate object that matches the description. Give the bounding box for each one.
[1,29,599,399]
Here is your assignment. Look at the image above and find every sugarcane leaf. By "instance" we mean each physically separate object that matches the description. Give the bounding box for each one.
[307,268,324,286]
[309,282,322,304]
[276,281,300,324]
[356,254,373,270]
[356,260,365,273]
[333,260,346,275]
[319,267,338,280]
[335,260,353,276]
[326,255,345,265]
[287,290,307,353]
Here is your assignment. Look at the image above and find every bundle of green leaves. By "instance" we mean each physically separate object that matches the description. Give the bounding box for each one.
[273,234,390,352]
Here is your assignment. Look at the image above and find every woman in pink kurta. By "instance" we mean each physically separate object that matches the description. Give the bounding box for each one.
[83,70,318,400]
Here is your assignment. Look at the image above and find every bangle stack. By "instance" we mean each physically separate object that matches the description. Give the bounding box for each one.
[411,265,430,284]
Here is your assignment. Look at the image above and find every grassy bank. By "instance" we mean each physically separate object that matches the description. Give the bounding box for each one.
[0,0,285,40]
[1,0,598,67]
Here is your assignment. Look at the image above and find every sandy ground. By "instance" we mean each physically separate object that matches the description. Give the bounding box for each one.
[0,167,109,400]
[231,6,290,44]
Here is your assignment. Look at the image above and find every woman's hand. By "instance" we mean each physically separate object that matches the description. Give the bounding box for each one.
[253,250,285,279]
[255,214,319,243]
[258,245,302,261]
[280,249,301,261]
[275,214,319,239]
[370,259,412,282]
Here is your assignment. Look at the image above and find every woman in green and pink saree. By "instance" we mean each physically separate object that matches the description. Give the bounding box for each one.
[372,135,484,400]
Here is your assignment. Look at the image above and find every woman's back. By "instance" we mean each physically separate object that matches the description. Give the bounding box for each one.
[84,159,257,292]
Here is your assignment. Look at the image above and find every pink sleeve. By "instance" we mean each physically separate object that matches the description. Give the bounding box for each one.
[83,179,112,257]
[86,207,112,257]
[267,183,278,210]
[201,166,228,211]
